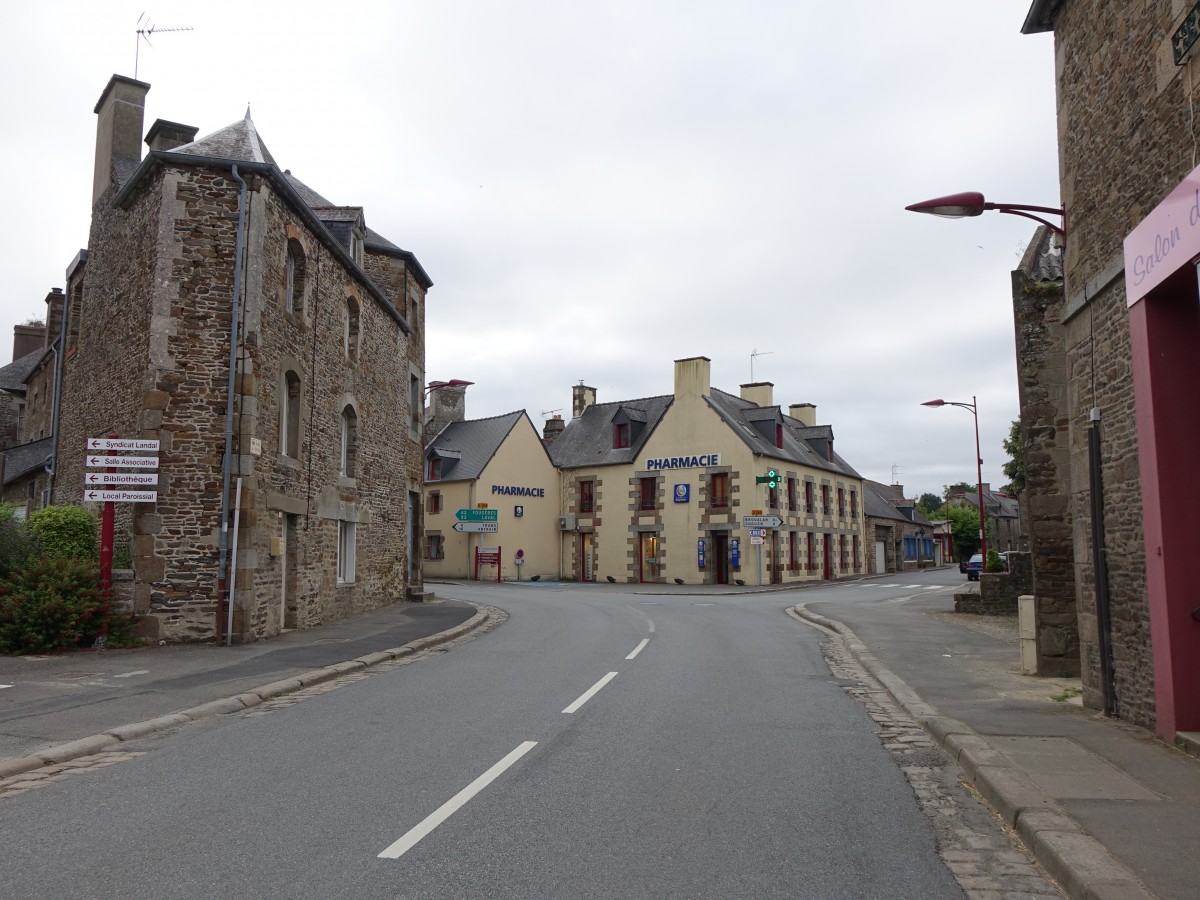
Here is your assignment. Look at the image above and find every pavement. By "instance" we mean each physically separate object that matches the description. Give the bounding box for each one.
[1,576,1196,900]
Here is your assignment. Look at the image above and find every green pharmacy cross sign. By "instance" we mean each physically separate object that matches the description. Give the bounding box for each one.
[755,469,781,489]
[455,508,499,522]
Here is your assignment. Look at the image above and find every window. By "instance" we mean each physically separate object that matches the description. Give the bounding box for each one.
[838,487,845,518]
[775,423,784,449]
[840,535,848,568]
[639,477,656,511]
[337,520,356,583]
[344,297,360,362]
[428,456,442,481]
[850,490,858,520]
[350,232,364,266]
[427,491,442,514]
[806,532,815,571]
[340,406,357,477]
[805,481,814,514]
[408,288,421,325]
[410,374,421,429]
[281,371,301,458]
[853,535,861,569]
[614,423,630,449]
[285,239,306,314]
[789,532,799,571]
[579,480,595,513]
[821,484,831,516]
[787,477,797,511]
[768,485,779,509]
[710,472,729,509]
[427,534,444,560]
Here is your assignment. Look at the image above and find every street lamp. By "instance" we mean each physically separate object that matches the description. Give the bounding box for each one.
[905,192,1065,236]
[425,378,474,397]
[922,397,987,566]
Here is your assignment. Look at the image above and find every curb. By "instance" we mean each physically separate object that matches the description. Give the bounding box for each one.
[791,603,1156,900]
[0,603,493,783]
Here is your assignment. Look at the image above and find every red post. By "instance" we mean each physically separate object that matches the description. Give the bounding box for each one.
[99,432,117,591]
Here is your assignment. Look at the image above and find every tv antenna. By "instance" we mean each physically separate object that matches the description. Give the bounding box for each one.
[135,13,194,79]
[540,408,563,418]
[750,348,773,382]
[891,464,902,485]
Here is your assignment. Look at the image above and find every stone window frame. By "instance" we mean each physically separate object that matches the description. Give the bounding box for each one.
[284,238,308,316]
[337,519,356,584]
[408,366,422,443]
[280,369,302,460]
[427,490,443,514]
[579,479,595,513]
[427,532,445,560]
[344,294,362,364]
[708,471,730,509]
[340,402,359,480]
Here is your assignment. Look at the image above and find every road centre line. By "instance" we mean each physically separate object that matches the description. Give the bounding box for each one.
[562,672,619,714]
[378,740,538,860]
[625,639,649,660]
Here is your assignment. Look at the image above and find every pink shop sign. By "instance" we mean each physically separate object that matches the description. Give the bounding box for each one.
[1125,161,1200,307]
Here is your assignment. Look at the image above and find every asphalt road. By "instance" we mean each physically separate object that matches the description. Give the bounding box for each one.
[2,578,970,899]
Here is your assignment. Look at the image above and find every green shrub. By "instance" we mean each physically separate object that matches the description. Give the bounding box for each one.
[0,516,41,579]
[28,505,98,561]
[986,549,1006,573]
[0,556,134,653]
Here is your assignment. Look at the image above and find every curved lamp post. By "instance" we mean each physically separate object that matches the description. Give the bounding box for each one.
[922,397,987,565]
[905,192,1065,236]
[425,378,474,397]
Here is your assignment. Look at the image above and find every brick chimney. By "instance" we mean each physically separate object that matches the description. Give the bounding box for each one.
[145,118,199,152]
[44,288,64,349]
[12,322,44,361]
[93,75,150,206]
[673,356,711,399]
[422,380,469,443]
[543,414,565,443]
[572,383,596,418]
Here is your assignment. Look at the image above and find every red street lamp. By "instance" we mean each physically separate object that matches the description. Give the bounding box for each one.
[922,397,987,566]
[905,192,1065,235]
[424,378,474,398]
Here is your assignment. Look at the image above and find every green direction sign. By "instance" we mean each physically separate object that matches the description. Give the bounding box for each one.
[455,508,498,522]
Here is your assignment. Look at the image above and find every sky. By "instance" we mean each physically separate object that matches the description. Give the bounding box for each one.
[0,1,1058,501]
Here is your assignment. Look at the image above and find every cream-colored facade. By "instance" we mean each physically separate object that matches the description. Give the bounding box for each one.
[423,411,561,581]
[424,358,866,586]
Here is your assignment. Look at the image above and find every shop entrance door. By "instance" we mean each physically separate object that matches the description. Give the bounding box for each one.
[579,532,595,582]
[823,534,833,580]
[712,532,729,585]
[639,533,659,583]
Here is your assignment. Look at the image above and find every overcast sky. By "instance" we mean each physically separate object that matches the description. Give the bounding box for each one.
[1,1,1057,501]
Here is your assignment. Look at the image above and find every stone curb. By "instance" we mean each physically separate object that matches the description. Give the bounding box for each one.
[790,603,1155,900]
[0,603,492,783]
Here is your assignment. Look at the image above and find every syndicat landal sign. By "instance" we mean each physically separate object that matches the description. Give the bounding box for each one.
[87,438,160,452]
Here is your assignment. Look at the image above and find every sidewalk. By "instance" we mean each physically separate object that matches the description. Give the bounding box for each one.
[0,597,485,777]
[795,596,1199,900]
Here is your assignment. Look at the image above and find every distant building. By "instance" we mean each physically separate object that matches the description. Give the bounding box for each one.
[862,481,938,573]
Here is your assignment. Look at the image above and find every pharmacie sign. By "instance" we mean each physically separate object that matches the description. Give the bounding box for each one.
[643,453,720,471]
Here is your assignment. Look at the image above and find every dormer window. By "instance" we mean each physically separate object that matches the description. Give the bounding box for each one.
[614,422,630,449]
[350,231,364,266]
[428,457,442,481]
[776,423,784,448]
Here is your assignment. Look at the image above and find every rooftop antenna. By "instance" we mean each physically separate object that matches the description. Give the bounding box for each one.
[891,464,902,485]
[540,408,563,418]
[135,13,194,79]
[750,348,773,382]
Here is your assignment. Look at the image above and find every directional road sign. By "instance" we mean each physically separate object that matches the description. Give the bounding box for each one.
[87,438,160,452]
[748,528,767,537]
[87,454,160,469]
[742,515,783,528]
[86,471,159,486]
[83,489,158,504]
[454,521,498,533]
[455,508,498,522]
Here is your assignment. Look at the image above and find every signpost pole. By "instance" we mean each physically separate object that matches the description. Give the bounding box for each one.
[99,433,117,593]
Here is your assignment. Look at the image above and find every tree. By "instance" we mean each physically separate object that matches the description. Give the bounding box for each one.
[941,505,981,562]
[1001,418,1025,495]
[942,481,975,499]
[916,492,942,516]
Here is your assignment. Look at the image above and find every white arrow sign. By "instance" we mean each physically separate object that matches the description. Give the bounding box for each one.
[86,455,160,469]
[86,472,159,486]
[82,489,158,504]
[454,521,498,533]
[87,438,160,452]
[742,515,783,528]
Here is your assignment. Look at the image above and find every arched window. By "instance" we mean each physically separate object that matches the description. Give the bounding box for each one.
[282,370,301,458]
[285,239,306,314]
[340,405,358,477]
[344,296,360,362]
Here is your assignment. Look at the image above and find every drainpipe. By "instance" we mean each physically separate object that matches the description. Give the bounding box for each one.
[218,165,248,645]
[46,284,72,501]
[1087,407,1117,716]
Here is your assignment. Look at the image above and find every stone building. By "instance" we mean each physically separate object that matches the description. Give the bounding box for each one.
[943,483,1023,553]
[1019,1,1200,741]
[37,74,430,642]
[862,481,937,574]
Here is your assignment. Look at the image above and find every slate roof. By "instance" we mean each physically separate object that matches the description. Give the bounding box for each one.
[951,487,1020,519]
[1018,225,1064,283]
[863,480,911,524]
[0,349,44,394]
[707,389,861,479]
[548,395,674,469]
[172,111,277,166]
[426,411,550,483]
[2,437,52,485]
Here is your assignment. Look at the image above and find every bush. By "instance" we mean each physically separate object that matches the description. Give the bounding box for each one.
[27,505,98,561]
[986,549,1006,573]
[0,516,42,579]
[0,556,134,654]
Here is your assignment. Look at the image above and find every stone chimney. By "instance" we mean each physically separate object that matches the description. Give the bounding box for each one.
[44,288,64,349]
[739,381,773,408]
[93,75,150,206]
[788,403,816,426]
[673,356,711,399]
[12,322,44,360]
[422,380,469,443]
[572,383,597,417]
[543,414,565,443]
[145,118,199,152]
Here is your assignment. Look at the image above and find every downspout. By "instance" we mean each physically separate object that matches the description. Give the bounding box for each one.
[1087,407,1117,716]
[218,164,248,645]
[46,285,72,501]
